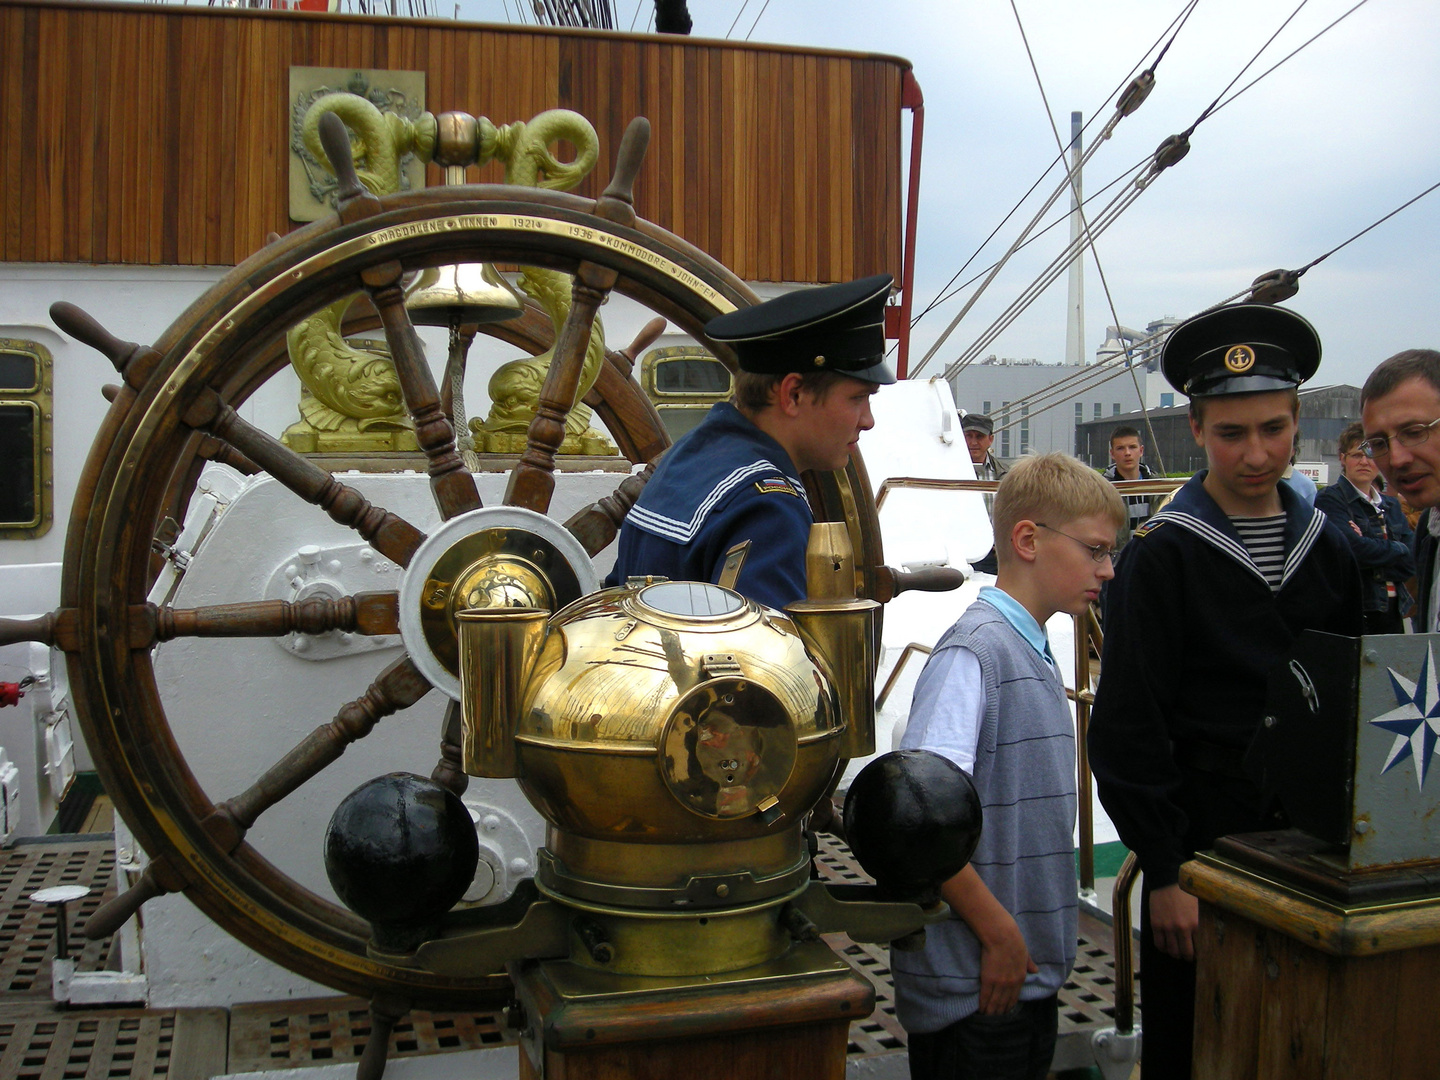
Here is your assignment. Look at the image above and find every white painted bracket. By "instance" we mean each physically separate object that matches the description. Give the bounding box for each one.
[1091,1025,1142,1080]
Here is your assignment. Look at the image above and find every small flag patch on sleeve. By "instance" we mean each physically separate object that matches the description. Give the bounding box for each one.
[754,477,801,497]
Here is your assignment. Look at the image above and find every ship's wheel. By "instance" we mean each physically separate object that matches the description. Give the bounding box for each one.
[0,116,891,1007]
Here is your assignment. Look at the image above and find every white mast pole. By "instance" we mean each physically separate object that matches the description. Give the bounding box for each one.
[1064,110,1085,367]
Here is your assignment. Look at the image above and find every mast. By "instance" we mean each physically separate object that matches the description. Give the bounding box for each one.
[1064,110,1085,367]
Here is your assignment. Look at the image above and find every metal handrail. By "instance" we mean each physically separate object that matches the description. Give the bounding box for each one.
[874,474,1185,511]
[875,642,933,712]
[1073,603,1100,894]
[1111,851,1141,1035]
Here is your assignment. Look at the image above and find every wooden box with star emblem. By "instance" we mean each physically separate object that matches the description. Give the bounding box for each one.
[1249,630,1440,875]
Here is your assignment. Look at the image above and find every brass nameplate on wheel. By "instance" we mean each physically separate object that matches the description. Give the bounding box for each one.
[350,214,736,312]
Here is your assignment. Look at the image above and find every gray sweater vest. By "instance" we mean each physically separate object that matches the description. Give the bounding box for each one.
[892,602,1078,1034]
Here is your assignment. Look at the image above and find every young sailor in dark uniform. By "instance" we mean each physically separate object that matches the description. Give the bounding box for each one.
[1087,304,1362,1080]
[607,274,896,609]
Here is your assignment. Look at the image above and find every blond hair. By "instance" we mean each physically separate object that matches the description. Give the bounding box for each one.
[993,453,1126,559]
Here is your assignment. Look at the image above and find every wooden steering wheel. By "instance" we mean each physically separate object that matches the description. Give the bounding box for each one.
[0,116,893,1008]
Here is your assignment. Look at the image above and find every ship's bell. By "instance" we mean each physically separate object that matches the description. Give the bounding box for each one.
[405,262,524,327]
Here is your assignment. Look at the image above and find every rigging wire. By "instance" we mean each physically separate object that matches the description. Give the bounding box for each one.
[918,151,1151,318]
[933,0,1361,391]
[1283,177,1440,286]
[985,174,1440,434]
[909,135,1132,377]
[744,0,772,40]
[907,0,1197,340]
[908,2,1193,377]
[942,165,1151,377]
[1206,0,1372,120]
[726,0,753,39]
[629,0,645,32]
[1178,0,1312,140]
[1006,0,1167,471]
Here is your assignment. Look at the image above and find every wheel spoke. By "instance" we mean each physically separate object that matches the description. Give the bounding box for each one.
[182,388,426,568]
[216,656,432,838]
[563,456,662,558]
[317,111,482,522]
[505,117,652,514]
[366,271,483,519]
[584,317,670,463]
[147,592,400,642]
[504,277,611,513]
[0,610,77,650]
[430,699,468,797]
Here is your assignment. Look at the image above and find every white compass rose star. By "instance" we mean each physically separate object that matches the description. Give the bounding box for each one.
[1369,642,1440,791]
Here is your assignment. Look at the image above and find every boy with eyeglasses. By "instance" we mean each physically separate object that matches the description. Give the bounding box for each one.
[1359,349,1440,631]
[1087,304,1361,1080]
[893,453,1125,1080]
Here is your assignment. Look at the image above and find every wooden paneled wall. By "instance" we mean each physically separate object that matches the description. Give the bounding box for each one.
[0,0,908,283]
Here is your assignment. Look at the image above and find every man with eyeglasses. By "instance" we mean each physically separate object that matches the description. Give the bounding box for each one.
[1359,349,1440,631]
[1087,304,1361,1080]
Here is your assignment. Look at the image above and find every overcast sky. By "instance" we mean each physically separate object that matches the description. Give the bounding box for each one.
[451,0,1440,392]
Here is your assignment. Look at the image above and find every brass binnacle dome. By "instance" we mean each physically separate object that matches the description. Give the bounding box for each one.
[461,580,844,906]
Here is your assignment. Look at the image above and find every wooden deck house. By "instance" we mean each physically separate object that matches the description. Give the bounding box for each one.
[0,0,912,287]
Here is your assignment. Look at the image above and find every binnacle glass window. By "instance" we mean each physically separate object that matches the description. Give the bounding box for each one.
[653,355,732,396]
[0,340,52,538]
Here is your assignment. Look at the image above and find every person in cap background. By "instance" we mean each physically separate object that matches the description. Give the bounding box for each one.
[1087,304,1361,1080]
[1358,349,1440,631]
[1314,421,1414,634]
[962,413,1007,575]
[962,413,1008,483]
[606,275,895,609]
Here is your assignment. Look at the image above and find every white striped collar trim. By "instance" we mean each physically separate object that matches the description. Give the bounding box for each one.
[627,459,803,543]
[1280,507,1327,589]
[1154,505,1327,591]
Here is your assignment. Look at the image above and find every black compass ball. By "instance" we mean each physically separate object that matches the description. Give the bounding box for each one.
[843,749,982,896]
[325,772,479,947]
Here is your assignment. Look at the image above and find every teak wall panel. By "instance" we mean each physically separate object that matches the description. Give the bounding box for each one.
[0,0,906,283]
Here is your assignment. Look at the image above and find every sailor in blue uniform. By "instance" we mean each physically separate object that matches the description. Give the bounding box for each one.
[607,275,896,609]
[1087,304,1362,1080]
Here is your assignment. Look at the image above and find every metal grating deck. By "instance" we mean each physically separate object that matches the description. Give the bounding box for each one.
[228,997,517,1072]
[815,832,1138,1073]
[0,838,118,997]
[0,834,1135,1077]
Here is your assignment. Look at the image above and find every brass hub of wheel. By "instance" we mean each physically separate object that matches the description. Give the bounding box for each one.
[399,506,598,700]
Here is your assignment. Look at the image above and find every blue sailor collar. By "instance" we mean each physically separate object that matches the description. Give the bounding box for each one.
[626,402,808,544]
[1140,470,1328,591]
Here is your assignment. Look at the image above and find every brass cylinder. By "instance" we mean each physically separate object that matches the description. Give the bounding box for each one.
[563,898,795,977]
[788,601,878,759]
[457,607,548,778]
[803,522,857,602]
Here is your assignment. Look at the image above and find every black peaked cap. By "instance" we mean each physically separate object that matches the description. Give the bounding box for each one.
[1162,303,1321,399]
[705,274,897,385]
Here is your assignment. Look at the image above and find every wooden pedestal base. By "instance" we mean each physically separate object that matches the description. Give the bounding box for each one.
[509,940,874,1080]
[1183,850,1440,1079]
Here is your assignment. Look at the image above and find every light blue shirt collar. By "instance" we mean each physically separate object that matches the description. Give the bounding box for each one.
[977,585,1056,667]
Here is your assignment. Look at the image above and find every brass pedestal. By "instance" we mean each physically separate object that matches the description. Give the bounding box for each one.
[1182,835,1440,1080]
[509,940,873,1080]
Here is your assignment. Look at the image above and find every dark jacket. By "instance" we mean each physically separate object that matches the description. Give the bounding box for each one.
[1314,475,1415,615]
[1089,473,1363,888]
[1417,509,1438,632]
[1103,461,1158,537]
[607,402,813,609]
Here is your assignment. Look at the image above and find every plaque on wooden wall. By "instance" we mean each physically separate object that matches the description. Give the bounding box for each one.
[287,66,427,222]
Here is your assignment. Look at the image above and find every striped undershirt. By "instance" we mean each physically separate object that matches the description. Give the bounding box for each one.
[1230,514,1286,592]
